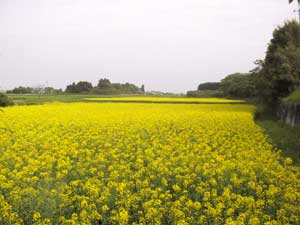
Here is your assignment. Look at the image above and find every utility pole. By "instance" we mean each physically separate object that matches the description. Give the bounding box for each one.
[298,0,300,22]
[290,0,300,22]
[293,8,300,22]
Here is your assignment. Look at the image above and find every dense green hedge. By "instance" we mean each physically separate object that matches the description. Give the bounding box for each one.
[0,93,13,107]
[186,90,223,98]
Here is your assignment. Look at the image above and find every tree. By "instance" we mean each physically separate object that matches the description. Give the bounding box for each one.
[93,78,142,95]
[76,81,93,93]
[253,21,300,106]
[65,82,76,93]
[97,78,111,89]
[7,86,34,94]
[65,78,143,95]
[197,82,220,91]
[65,81,93,93]
[0,93,13,107]
[141,85,145,93]
[186,90,223,97]
[289,0,300,5]
[220,73,256,98]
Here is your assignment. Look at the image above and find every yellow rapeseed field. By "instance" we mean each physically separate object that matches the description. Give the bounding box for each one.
[0,103,299,225]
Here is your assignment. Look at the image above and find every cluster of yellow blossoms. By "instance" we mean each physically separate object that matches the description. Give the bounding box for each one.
[0,103,299,224]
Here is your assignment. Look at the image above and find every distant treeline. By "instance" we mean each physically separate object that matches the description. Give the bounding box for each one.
[187,73,255,98]
[6,86,63,95]
[5,78,145,95]
[65,79,144,95]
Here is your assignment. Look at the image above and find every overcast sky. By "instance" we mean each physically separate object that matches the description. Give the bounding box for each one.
[0,0,298,93]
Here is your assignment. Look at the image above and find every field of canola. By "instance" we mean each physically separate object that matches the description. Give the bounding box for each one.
[0,102,299,225]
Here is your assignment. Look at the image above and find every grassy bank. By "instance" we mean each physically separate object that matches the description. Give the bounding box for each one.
[257,89,298,164]
[257,119,300,165]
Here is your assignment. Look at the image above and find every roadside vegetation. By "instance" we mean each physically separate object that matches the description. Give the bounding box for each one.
[252,21,300,164]
[257,119,300,165]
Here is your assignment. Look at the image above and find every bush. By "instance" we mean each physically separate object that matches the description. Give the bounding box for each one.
[7,86,34,94]
[186,90,223,98]
[253,21,300,106]
[220,73,256,98]
[198,82,220,91]
[257,119,300,165]
[0,93,13,107]
[65,81,93,93]
[254,104,277,121]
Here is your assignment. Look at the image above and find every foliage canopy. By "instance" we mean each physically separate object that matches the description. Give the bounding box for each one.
[0,93,13,107]
[253,21,300,106]
[220,73,255,98]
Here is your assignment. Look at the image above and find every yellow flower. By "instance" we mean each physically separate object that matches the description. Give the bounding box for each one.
[119,208,129,224]
[102,205,109,212]
[0,102,299,224]
[32,211,41,221]
[172,184,181,192]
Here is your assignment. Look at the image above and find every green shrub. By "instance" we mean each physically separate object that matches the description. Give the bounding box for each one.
[220,73,256,98]
[0,93,13,107]
[257,120,300,165]
[284,89,300,103]
[186,90,223,98]
[254,104,277,120]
